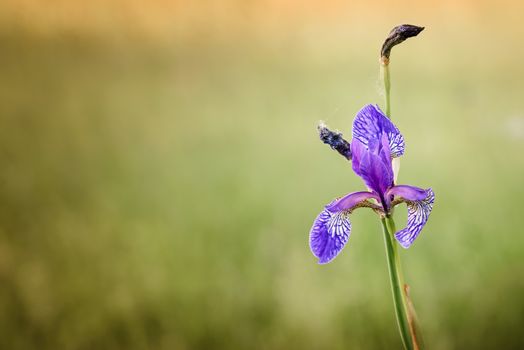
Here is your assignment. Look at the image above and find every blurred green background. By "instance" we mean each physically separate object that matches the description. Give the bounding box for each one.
[1,1,524,349]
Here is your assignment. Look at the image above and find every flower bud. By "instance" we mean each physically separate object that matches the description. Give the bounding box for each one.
[317,122,352,160]
[380,24,424,61]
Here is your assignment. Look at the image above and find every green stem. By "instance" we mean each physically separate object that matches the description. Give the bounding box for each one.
[380,216,412,350]
[380,60,391,117]
[380,56,423,349]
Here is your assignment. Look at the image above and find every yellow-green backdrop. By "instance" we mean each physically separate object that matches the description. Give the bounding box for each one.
[0,1,523,349]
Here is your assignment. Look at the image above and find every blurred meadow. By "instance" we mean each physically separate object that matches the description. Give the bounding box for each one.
[1,1,524,349]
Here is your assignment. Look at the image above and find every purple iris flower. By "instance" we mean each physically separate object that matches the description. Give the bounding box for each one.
[310,104,434,264]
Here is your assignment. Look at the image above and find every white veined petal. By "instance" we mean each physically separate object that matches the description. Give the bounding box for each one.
[395,189,435,248]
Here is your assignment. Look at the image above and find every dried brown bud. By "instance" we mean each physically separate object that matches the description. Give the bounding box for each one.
[380,25,424,60]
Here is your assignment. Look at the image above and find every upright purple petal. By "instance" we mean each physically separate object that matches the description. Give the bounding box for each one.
[355,133,394,196]
[350,138,366,176]
[394,188,435,248]
[352,104,405,158]
[310,192,376,264]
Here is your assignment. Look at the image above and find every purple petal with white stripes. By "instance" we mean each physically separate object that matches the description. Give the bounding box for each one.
[309,207,351,264]
[352,104,405,158]
[395,188,435,248]
[310,192,376,264]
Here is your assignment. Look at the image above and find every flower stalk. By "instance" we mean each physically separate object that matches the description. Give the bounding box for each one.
[309,22,432,350]
[380,58,391,117]
[380,24,425,350]
[381,216,422,350]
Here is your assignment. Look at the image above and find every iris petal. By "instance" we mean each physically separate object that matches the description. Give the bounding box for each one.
[310,192,377,264]
[352,104,405,158]
[356,134,394,196]
[394,188,435,248]
[309,207,351,264]
[387,185,428,201]
[326,191,379,212]
[350,138,366,177]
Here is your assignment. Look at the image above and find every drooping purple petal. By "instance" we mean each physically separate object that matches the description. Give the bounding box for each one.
[326,191,379,212]
[395,188,435,248]
[310,191,377,264]
[386,185,428,201]
[309,207,351,264]
[352,104,405,158]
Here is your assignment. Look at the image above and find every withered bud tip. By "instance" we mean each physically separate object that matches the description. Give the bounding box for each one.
[380,24,424,60]
[317,122,352,160]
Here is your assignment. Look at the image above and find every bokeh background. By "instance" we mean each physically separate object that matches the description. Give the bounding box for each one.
[1,1,523,349]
